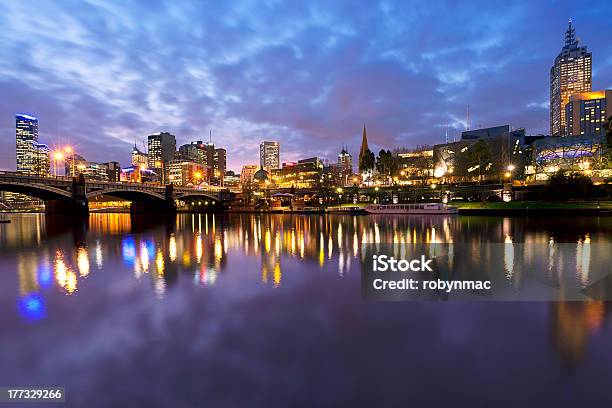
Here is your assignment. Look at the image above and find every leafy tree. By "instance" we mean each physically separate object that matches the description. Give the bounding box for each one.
[465,140,491,183]
[359,149,375,173]
[375,149,397,177]
[543,170,594,200]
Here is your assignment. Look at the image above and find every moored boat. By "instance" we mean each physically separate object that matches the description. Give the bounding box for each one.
[326,205,366,214]
[364,203,458,215]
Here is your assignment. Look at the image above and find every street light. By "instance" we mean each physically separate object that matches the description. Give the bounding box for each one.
[52,151,64,177]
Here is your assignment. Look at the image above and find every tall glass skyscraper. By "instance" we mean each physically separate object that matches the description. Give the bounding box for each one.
[147,132,176,179]
[15,114,41,174]
[550,20,592,136]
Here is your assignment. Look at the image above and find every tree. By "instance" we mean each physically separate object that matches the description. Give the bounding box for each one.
[469,140,491,183]
[359,149,375,173]
[375,149,397,178]
[544,170,594,200]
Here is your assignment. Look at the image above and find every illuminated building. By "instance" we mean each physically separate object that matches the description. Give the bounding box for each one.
[131,144,148,167]
[260,141,280,170]
[223,170,241,188]
[396,148,434,185]
[433,126,529,183]
[550,20,592,136]
[272,158,323,189]
[337,147,353,184]
[147,132,176,178]
[121,166,159,183]
[213,148,226,181]
[32,143,50,176]
[166,160,204,186]
[566,90,612,135]
[65,155,120,181]
[15,114,40,175]
[178,142,205,164]
[527,133,609,182]
[240,165,258,186]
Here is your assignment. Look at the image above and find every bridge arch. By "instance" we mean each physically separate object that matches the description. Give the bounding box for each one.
[86,188,166,201]
[0,182,72,201]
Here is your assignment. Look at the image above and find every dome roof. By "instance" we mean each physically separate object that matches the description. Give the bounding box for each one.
[253,167,269,181]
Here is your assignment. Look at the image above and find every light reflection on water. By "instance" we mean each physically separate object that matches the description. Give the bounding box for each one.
[2,212,612,400]
[3,213,612,301]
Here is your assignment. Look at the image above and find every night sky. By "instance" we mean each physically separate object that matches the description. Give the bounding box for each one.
[1,1,611,171]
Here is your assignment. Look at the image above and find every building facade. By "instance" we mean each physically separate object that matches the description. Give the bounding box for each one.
[337,147,353,184]
[166,160,204,186]
[147,132,176,179]
[131,145,148,168]
[566,90,612,136]
[550,20,592,136]
[240,165,259,186]
[260,141,280,170]
[15,114,40,175]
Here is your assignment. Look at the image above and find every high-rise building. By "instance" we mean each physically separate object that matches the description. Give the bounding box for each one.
[178,142,205,164]
[550,20,592,136]
[214,148,226,178]
[260,141,280,170]
[338,147,353,174]
[566,90,612,136]
[131,144,148,168]
[166,160,204,186]
[147,132,176,179]
[32,143,50,176]
[15,114,40,174]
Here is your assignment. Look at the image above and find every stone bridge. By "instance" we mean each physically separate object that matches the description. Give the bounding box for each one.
[0,172,235,216]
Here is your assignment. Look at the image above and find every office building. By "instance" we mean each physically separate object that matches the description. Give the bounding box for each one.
[147,132,176,178]
[550,20,592,136]
[260,141,280,170]
[131,144,148,168]
[566,90,612,136]
[15,114,40,174]
[240,165,259,186]
[166,160,204,186]
[214,148,226,178]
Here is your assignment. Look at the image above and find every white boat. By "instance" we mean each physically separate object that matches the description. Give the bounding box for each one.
[326,205,366,214]
[365,203,458,215]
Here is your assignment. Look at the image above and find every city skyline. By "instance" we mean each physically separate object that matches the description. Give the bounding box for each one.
[1,1,611,172]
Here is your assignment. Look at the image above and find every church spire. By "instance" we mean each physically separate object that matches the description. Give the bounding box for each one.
[359,124,369,158]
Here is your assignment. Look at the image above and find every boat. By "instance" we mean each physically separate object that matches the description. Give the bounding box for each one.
[326,205,367,214]
[364,203,458,215]
[283,206,324,214]
[0,220,10,224]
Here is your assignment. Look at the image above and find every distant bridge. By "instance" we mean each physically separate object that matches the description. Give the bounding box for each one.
[0,172,235,216]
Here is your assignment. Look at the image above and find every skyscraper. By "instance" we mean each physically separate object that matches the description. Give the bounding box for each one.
[550,20,592,136]
[566,90,612,135]
[147,132,176,179]
[15,114,39,174]
[260,141,280,170]
[214,148,226,178]
[337,147,353,175]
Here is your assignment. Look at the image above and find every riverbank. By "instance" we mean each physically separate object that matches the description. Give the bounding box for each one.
[454,201,612,215]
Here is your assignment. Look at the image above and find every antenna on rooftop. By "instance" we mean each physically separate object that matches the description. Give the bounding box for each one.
[466,105,471,131]
[445,120,449,144]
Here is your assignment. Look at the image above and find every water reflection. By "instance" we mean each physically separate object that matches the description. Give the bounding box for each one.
[2,213,612,368]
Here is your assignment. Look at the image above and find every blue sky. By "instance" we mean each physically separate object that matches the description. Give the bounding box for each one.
[1,0,611,171]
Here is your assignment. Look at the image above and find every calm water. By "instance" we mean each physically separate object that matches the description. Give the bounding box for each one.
[1,213,612,407]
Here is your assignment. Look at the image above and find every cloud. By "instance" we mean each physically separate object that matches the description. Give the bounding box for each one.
[0,0,610,171]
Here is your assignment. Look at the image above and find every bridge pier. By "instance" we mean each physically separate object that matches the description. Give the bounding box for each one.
[130,200,176,215]
[45,198,89,216]
[130,184,176,215]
